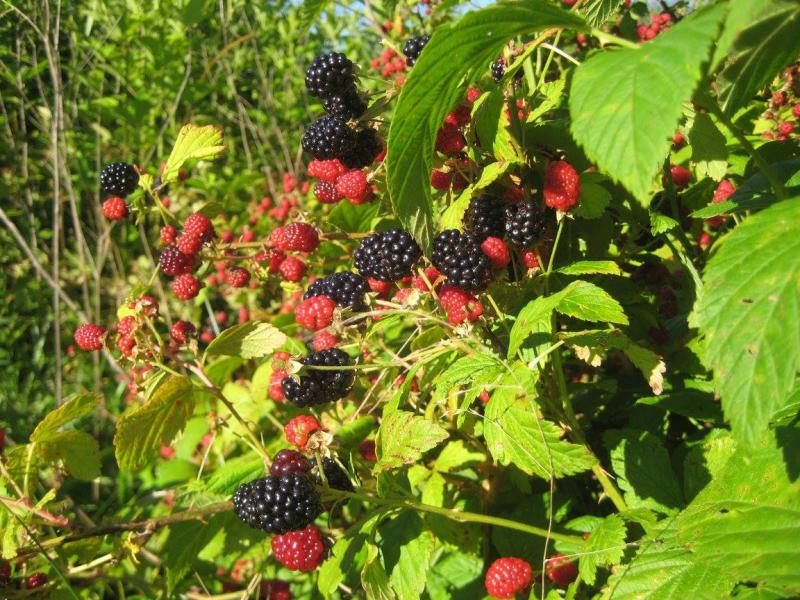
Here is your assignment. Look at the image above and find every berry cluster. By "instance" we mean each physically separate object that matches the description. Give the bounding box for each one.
[761,62,800,141]
[636,12,673,42]
[370,47,406,83]
[100,161,139,221]
[402,35,430,67]
[308,158,375,205]
[158,212,217,301]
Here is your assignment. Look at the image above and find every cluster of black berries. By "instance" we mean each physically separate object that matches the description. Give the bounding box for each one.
[305,271,370,311]
[281,347,355,407]
[430,195,548,292]
[301,52,382,168]
[403,35,431,67]
[100,161,139,197]
[354,228,422,282]
[232,450,355,534]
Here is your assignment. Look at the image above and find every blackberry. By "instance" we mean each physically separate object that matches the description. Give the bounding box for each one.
[431,230,492,292]
[232,474,321,534]
[270,449,312,477]
[403,35,431,67]
[323,86,367,120]
[354,228,422,282]
[463,195,505,241]
[302,116,357,160]
[341,127,383,169]
[491,59,505,82]
[305,52,356,99]
[304,271,369,311]
[318,456,354,492]
[281,348,355,407]
[159,244,190,276]
[100,162,139,197]
[504,200,547,248]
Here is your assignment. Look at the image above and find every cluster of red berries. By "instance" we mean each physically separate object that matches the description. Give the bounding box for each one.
[484,554,577,598]
[430,88,483,192]
[636,12,673,42]
[308,159,375,205]
[157,212,217,301]
[762,63,800,141]
[370,47,406,84]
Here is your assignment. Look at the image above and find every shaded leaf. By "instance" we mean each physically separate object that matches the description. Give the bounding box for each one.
[205,321,287,360]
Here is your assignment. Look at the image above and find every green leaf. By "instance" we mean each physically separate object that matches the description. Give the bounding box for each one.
[382,512,435,600]
[30,392,98,442]
[607,432,800,598]
[37,430,100,481]
[362,543,396,599]
[484,364,597,478]
[605,430,684,514]
[556,261,621,276]
[580,514,627,585]
[204,452,264,495]
[328,199,381,233]
[692,198,800,446]
[431,351,503,405]
[205,320,287,360]
[688,112,728,182]
[691,159,800,219]
[387,1,585,248]
[573,177,612,219]
[714,0,800,116]
[472,90,523,164]
[163,517,225,591]
[650,211,679,235]
[434,440,485,473]
[581,0,621,27]
[337,416,377,449]
[114,376,195,471]
[569,4,726,203]
[299,0,333,31]
[162,124,224,185]
[376,411,449,472]
[508,280,627,357]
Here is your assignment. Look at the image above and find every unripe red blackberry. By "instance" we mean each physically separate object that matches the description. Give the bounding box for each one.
[170,320,196,344]
[312,330,338,352]
[307,159,347,182]
[543,161,581,212]
[403,35,431,66]
[175,231,204,255]
[261,579,293,600]
[314,180,341,204]
[226,267,251,288]
[232,474,321,534]
[183,212,216,242]
[159,245,191,276]
[302,116,357,160]
[100,162,139,197]
[102,196,129,220]
[279,257,307,282]
[25,572,48,589]
[274,223,320,253]
[171,273,201,301]
[545,554,578,588]
[271,524,325,572]
[305,52,356,99]
[270,449,312,476]
[504,200,547,249]
[481,236,511,269]
[431,230,492,292]
[354,228,422,282]
[281,348,355,407]
[74,323,107,351]
[304,271,369,311]
[160,224,177,244]
[284,415,323,448]
[335,169,370,203]
[485,557,531,599]
[295,295,336,330]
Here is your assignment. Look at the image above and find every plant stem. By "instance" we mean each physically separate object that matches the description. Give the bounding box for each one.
[590,28,640,49]
[321,489,584,545]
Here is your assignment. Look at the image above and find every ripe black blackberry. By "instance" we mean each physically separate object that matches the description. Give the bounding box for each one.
[431,230,492,292]
[463,195,505,241]
[491,59,505,82]
[281,348,355,407]
[318,457,354,492]
[305,52,356,99]
[504,200,548,248]
[302,115,357,160]
[323,86,367,120]
[354,228,422,282]
[341,127,383,169]
[304,271,369,311]
[403,35,431,67]
[232,474,321,534]
[159,244,190,276]
[270,449,311,477]
[100,162,139,197]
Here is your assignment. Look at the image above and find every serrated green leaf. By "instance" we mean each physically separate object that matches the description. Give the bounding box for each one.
[431,351,503,405]
[692,198,800,446]
[163,517,226,591]
[434,440,485,473]
[581,0,621,27]
[162,124,224,185]
[205,320,287,360]
[573,177,612,220]
[382,512,435,600]
[605,430,684,514]
[650,211,679,235]
[204,452,264,495]
[714,0,800,116]
[508,293,560,358]
[387,1,586,248]
[688,112,728,182]
[328,199,381,233]
[484,364,596,478]
[30,392,99,442]
[556,261,621,276]
[362,542,396,600]
[557,280,628,325]
[376,411,449,472]
[114,376,195,471]
[569,5,726,203]
[580,514,627,585]
[37,430,100,481]
[472,89,522,164]
[337,416,377,449]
